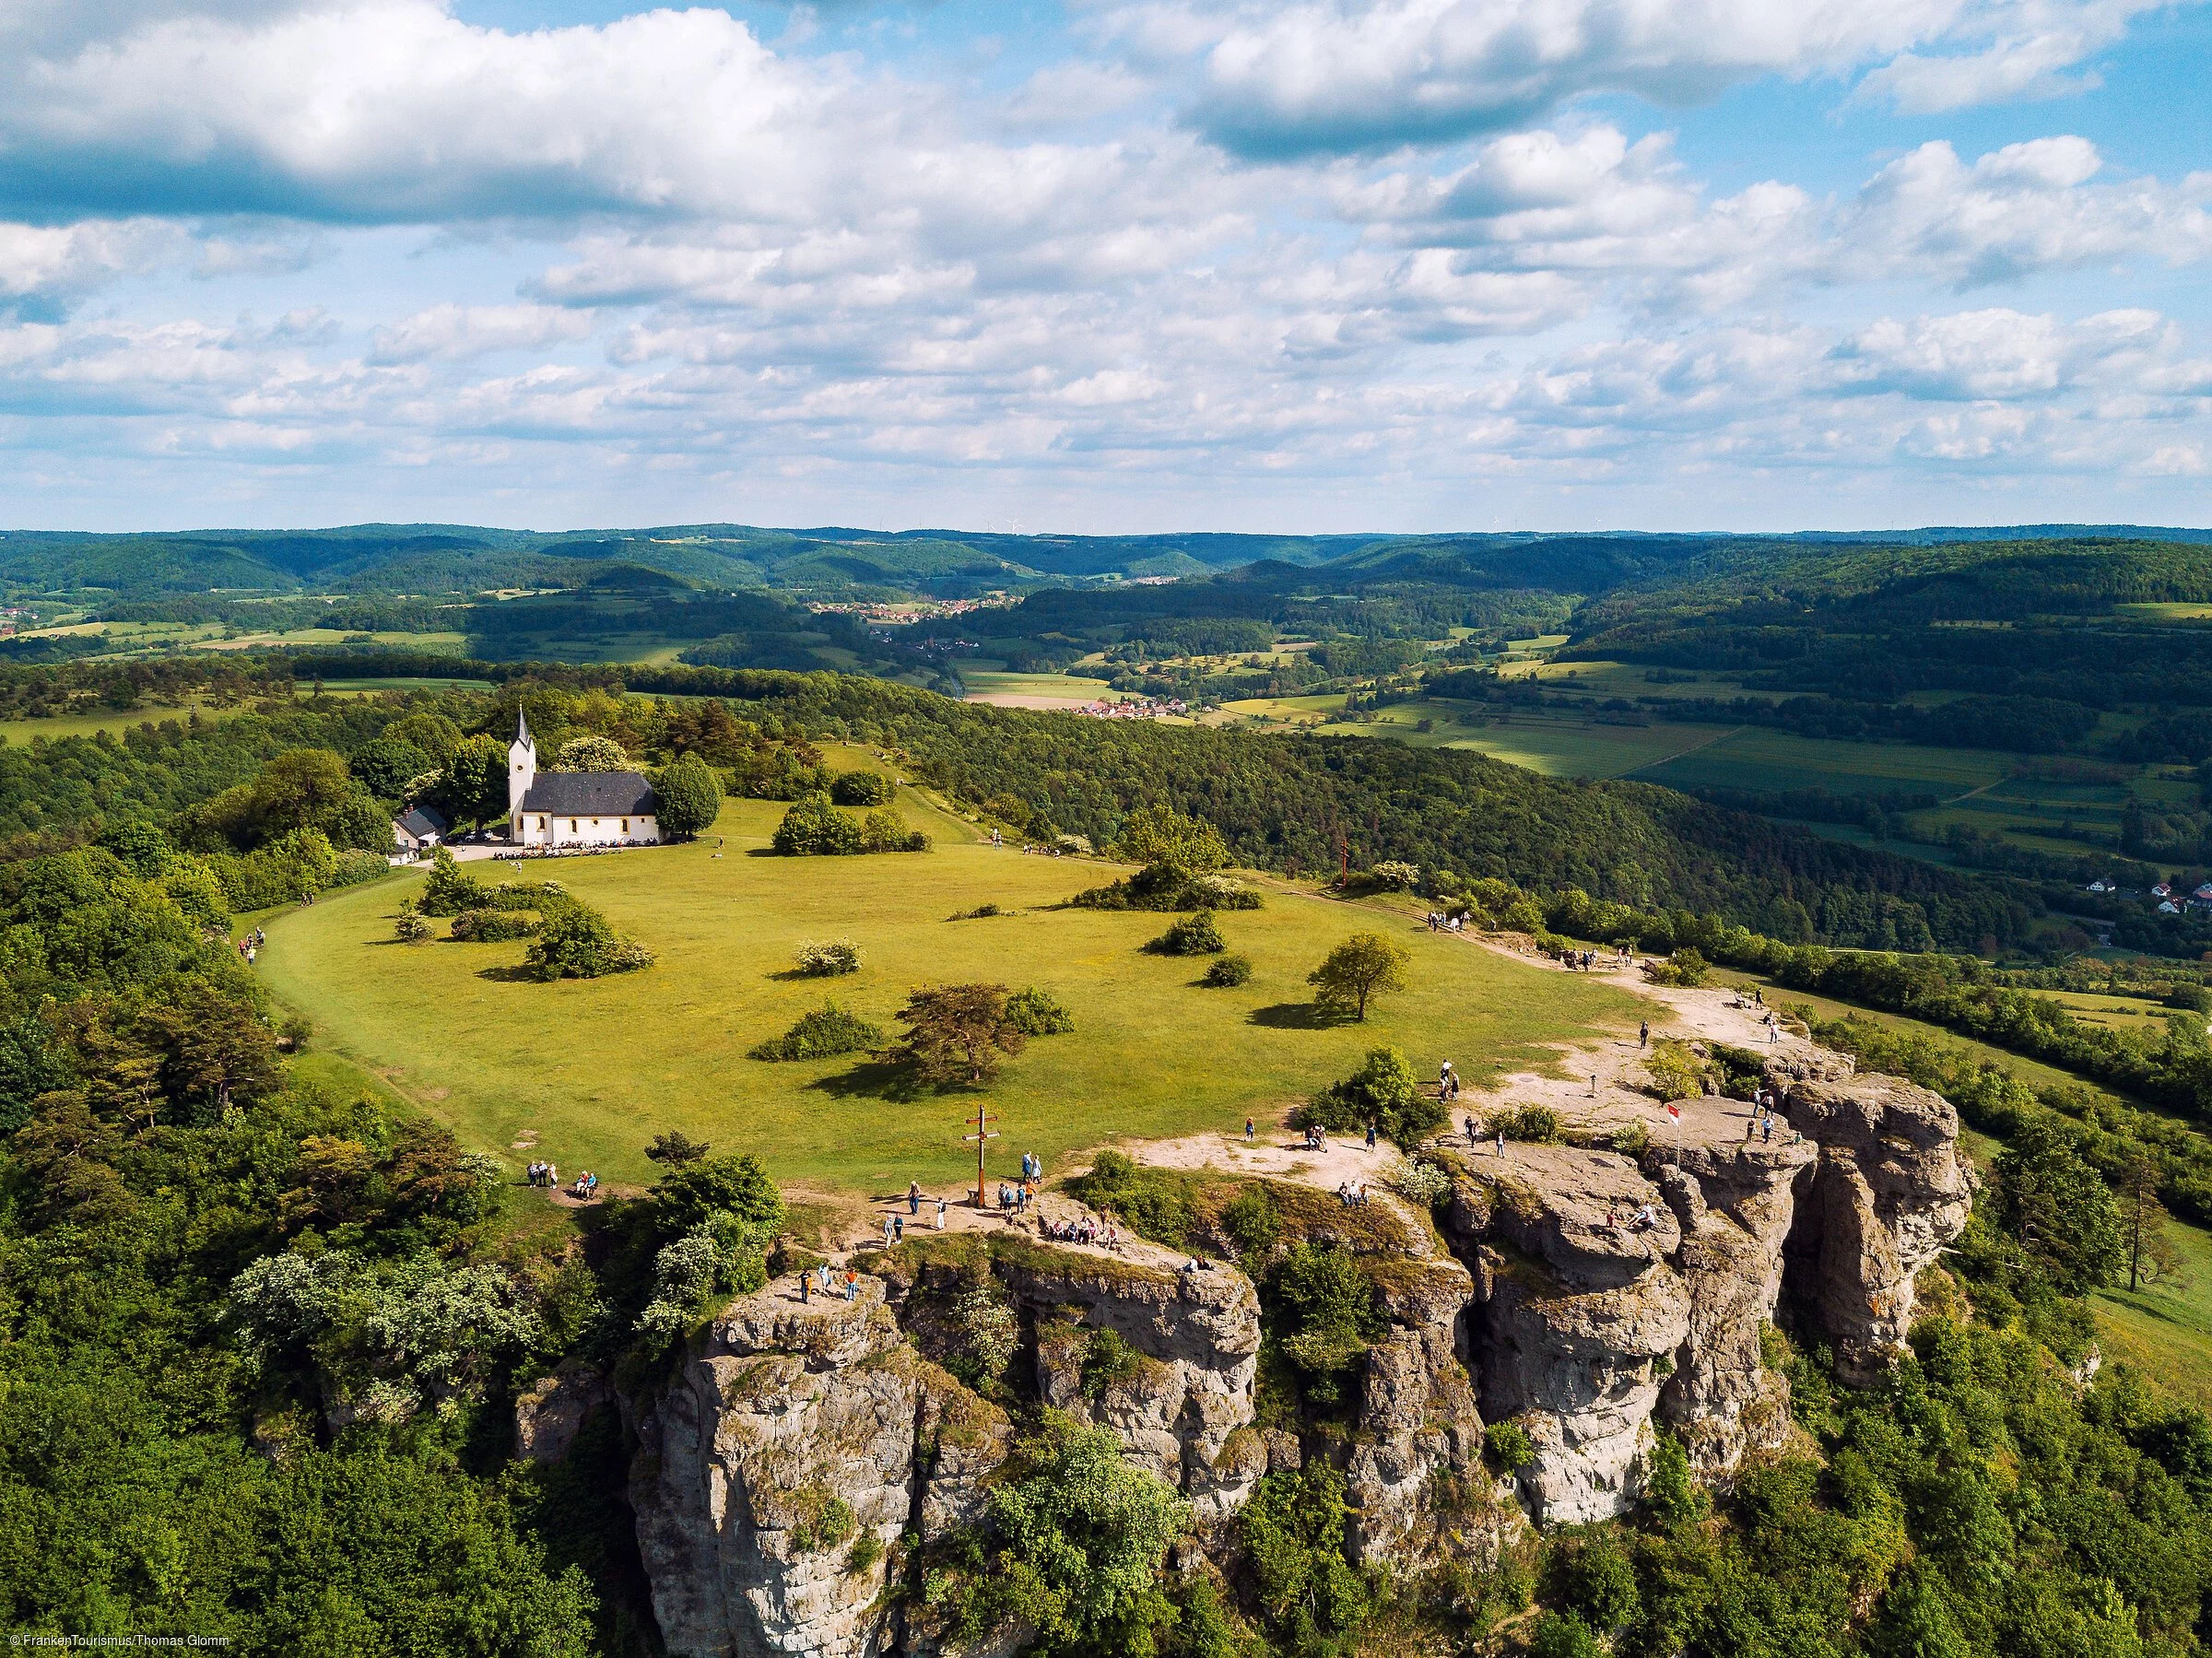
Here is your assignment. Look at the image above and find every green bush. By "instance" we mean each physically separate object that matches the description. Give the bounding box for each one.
[749,1001,885,1063]
[1004,986,1075,1035]
[1239,1465,1370,1654]
[1269,1242,1381,1405]
[330,848,389,888]
[416,846,491,916]
[524,898,654,980]
[1066,1151,1197,1247]
[831,770,896,806]
[1491,1103,1562,1143]
[1200,953,1253,987]
[861,807,930,853]
[1529,1612,1601,1658]
[1148,909,1225,955]
[1080,1329,1144,1398]
[1485,1420,1535,1472]
[771,792,864,856]
[1300,1046,1444,1146]
[1220,1184,1280,1259]
[794,938,862,976]
[449,907,538,943]
[394,911,429,944]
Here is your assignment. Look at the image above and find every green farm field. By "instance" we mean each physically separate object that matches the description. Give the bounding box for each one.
[255,792,1647,1198]
[960,670,1125,705]
[1628,727,2014,797]
[1222,695,1734,779]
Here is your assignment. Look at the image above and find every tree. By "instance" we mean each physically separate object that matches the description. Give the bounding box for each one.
[652,1151,786,1236]
[1148,909,1225,955]
[885,983,1025,1087]
[654,753,723,840]
[1301,1046,1440,1145]
[2120,1153,2184,1292]
[1307,932,1411,1021]
[348,735,434,801]
[979,1414,1189,1656]
[1112,805,1228,873]
[644,1130,712,1167]
[771,793,863,856]
[553,735,628,773]
[830,770,895,806]
[1995,1115,2124,1294]
[440,735,511,829]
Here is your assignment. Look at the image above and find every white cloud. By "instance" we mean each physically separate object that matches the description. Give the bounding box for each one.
[368,303,597,364]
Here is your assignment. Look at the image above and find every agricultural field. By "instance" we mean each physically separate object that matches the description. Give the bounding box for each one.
[254,791,1647,1198]
[1220,694,1734,778]
[959,670,1129,708]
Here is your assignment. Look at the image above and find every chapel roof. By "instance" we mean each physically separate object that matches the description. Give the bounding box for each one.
[517,771,656,816]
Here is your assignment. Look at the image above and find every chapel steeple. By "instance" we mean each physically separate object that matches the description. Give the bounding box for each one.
[508,708,537,816]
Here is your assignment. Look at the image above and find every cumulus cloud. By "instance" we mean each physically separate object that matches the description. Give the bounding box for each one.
[368,303,598,364]
[1102,0,2163,158]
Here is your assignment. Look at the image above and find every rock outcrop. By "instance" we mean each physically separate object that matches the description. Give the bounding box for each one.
[625,1053,1975,1652]
[632,1276,1008,1658]
[1778,1070,1975,1382]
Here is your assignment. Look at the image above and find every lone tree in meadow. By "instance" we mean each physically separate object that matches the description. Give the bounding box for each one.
[885,983,1027,1088]
[645,1130,712,1167]
[654,753,724,840]
[1309,932,1412,1022]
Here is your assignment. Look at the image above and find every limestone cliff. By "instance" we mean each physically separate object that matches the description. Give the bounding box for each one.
[616,1055,1972,1655]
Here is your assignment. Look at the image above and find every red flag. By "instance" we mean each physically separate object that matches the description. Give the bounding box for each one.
[1665,1103,1681,1121]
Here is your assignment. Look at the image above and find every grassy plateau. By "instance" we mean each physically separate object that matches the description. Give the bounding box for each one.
[257,788,1644,1197]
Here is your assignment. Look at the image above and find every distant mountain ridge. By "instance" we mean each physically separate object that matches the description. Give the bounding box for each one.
[0,520,2205,602]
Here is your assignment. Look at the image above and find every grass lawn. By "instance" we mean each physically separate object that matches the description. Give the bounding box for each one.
[1630,728,2015,798]
[255,793,1647,1198]
[2094,1217,2212,1411]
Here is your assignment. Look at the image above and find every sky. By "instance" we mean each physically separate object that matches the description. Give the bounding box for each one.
[1,0,2209,535]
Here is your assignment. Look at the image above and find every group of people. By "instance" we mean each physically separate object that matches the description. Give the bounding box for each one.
[1606,1202,1661,1232]
[1464,1114,1509,1158]
[524,1160,598,1201]
[799,1263,863,1304]
[902,1181,951,1229]
[1438,1061,1462,1100]
[1422,911,1467,933]
[234,926,265,965]
[1335,1181,1372,1207]
[1041,1210,1123,1250]
[1560,947,1606,971]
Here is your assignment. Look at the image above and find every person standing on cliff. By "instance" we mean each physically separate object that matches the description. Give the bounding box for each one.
[1496,1128,1506,1158]
[908,1180,921,1216]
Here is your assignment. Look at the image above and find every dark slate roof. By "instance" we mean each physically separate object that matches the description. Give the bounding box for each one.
[517,771,657,816]
[396,805,449,839]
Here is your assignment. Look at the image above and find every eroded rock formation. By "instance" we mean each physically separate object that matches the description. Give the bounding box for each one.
[617,1053,1973,1655]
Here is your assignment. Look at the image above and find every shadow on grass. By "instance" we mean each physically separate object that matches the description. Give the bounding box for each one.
[1247,1001,1345,1029]
[805,1059,945,1103]
[477,962,543,983]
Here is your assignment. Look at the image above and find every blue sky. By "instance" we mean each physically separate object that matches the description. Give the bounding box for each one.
[1,0,2207,535]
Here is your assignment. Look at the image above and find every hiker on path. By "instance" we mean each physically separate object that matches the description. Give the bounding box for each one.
[1640,1021,1649,1049]
[935,1197,947,1229]
[908,1181,922,1216]
[1365,1123,1378,1151]
[1245,1117,1254,1144]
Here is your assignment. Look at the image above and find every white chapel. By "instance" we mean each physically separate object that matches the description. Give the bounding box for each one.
[507,711,661,849]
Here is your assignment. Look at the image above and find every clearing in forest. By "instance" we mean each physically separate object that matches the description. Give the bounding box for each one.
[255,791,1645,1194]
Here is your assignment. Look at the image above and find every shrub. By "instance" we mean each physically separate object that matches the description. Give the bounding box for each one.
[1185,873,1262,910]
[951,1286,1019,1386]
[552,735,629,773]
[394,911,429,944]
[1080,1328,1144,1398]
[1613,1120,1653,1158]
[1201,953,1253,987]
[860,808,929,853]
[1485,1420,1535,1472]
[1643,946,1711,988]
[1149,909,1225,955]
[524,898,653,980]
[1220,1184,1280,1259]
[749,1002,885,1063]
[1003,986,1075,1035]
[1366,860,1418,891]
[1239,1465,1370,1653]
[1301,1047,1444,1146]
[1269,1243,1380,1405]
[950,903,1001,920]
[1382,1156,1452,1207]
[1112,805,1228,871]
[1529,1613,1601,1658]
[1643,1038,1716,1101]
[794,938,862,976]
[416,846,491,916]
[1491,1104,1562,1144]
[449,908,538,943]
[330,848,389,888]
[771,793,864,856]
[1066,1151,1196,1247]
[830,770,896,806]
[1071,863,1262,912]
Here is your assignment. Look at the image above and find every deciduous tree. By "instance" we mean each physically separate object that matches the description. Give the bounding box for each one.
[1307,932,1411,1022]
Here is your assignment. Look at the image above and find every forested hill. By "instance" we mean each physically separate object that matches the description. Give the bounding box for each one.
[688,667,2028,951]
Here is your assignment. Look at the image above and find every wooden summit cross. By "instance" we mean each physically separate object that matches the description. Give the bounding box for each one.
[962,1104,1000,1207]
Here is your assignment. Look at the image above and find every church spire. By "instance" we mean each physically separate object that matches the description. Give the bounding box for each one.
[515,707,534,751]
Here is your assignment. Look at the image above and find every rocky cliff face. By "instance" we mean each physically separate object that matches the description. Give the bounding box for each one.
[618,1057,1973,1654]
[631,1277,1008,1658]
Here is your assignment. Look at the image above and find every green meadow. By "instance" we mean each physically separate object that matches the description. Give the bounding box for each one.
[256,790,1647,1197]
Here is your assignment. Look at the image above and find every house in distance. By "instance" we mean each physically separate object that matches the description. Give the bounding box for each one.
[506,711,660,849]
[392,803,449,855]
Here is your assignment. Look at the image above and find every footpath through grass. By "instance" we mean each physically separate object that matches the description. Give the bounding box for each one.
[256,793,1644,1196]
